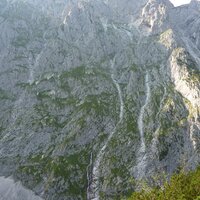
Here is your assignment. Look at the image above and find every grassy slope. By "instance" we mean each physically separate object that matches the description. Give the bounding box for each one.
[128,167,200,200]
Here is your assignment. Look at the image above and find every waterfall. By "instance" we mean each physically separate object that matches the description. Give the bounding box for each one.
[138,72,150,150]
[135,72,151,179]
[189,123,197,150]
[29,52,42,84]
[87,58,124,200]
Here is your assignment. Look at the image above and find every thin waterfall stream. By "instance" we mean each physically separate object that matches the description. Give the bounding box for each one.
[135,72,151,178]
[87,58,124,200]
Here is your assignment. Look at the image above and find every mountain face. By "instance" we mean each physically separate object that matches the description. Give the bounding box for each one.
[0,0,200,199]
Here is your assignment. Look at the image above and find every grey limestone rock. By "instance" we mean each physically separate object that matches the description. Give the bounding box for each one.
[0,0,199,199]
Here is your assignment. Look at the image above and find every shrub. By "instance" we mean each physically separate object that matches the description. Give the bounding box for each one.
[128,167,200,200]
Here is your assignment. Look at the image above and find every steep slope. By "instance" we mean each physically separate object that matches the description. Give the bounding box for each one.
[0,0,199,199]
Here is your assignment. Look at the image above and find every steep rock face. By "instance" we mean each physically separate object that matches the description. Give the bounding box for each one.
[0,0,199,199]
[140,0,173,34]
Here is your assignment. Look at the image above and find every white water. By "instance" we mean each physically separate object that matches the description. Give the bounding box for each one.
[189,123,197,150]
[87,58,124,200]
[87,153,93,200]
[135,72,151,179]
[0,177,43,200]
[29,52,42,84]
[138,72,150,150]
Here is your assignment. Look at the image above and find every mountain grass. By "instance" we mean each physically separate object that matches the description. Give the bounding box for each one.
[128,167,200,200]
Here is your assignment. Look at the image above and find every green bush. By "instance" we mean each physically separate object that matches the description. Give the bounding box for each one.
[128,167,200,200]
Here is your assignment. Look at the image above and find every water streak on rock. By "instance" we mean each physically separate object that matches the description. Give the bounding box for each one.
[87,58,124,200]
[136,72,150,179]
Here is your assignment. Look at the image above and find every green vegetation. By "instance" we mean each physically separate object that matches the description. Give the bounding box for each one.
[79,92,116,117]
[12,63,120,199]
[130,64,139,72]
[128,167,200,200]
[17,149,90,197]
[183,98,198,120]
[187,69,200,85]
[0,126,4,133]
[175,47,200,85]
[157,86,188,137]
[124,98,139,140]
[11,34,29,47]
[159,29,174,48]
[0,88,15,101]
